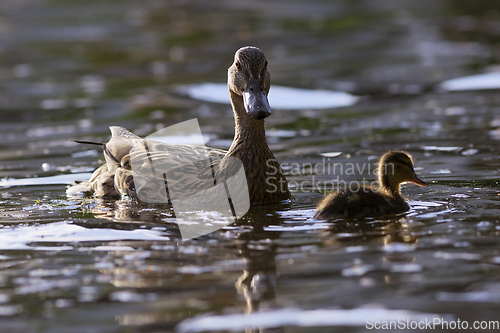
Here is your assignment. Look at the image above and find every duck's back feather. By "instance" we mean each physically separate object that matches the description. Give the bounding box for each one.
[108,128,239,203]
[109,126,141,140]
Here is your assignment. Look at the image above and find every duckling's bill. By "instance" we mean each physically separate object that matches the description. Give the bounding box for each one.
[243,78,271,120]
[410,174,427,186]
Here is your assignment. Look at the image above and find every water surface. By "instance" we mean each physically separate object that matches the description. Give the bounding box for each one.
[1,0,500,332]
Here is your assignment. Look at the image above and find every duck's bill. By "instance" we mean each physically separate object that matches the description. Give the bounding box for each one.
[410,175,427,186]
[243,79,271,120]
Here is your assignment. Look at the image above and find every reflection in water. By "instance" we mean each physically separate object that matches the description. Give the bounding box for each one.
[82,198,180,236]
[234,215,283,333]
[320,217,421,246]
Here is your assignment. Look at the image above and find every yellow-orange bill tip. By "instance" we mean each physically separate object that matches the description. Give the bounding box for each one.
[411,175,427,186]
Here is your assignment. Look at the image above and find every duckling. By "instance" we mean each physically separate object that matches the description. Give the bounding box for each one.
[67,138,130,198]
[72,46,291,205]
[66,164,120,198]
[314,151,427,219]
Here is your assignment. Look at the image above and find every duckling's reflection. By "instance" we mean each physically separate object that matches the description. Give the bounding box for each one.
[76,197,181,236]
[320,216,423,292]
[319,216,422,246]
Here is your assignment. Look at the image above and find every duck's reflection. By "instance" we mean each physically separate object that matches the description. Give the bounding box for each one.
[233,208,285,333]
[80,198,288,331]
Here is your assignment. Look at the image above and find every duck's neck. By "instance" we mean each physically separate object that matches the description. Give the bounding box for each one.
[227,90,266,152]
[225,90,290,204]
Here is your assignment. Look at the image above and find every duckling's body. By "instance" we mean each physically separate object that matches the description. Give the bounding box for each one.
[71,46,291,205]
[66,164,119,198]
[314,151,426,219]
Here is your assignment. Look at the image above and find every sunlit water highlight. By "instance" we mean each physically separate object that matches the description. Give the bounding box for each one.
[180,83,359,109]
[441,71,500,91]
[0,222,169,250]
[0,173,92,188]
[177,307,451,332]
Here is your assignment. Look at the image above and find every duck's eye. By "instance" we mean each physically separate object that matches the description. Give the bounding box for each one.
[264,60,268,67]
[235,61,240,69]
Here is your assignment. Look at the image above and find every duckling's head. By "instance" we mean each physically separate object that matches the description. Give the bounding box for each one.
[228,46,271,120]
[378,151,427,193]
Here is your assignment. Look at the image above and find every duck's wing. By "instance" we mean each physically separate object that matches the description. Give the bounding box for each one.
[109,126,142,140]
[138,140,226,161]
[124,142,227,201]
[103,127,143,172]
[93,126,229,202]
[107,126,226,171]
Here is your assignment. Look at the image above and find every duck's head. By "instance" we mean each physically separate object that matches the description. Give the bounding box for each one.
[378,151,427,193]
[228,46,271,120]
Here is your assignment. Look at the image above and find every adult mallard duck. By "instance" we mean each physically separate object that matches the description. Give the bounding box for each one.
[314,151,427,219]
[71,46,291,205]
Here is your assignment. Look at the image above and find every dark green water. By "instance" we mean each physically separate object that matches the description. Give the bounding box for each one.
[1,0,500,332]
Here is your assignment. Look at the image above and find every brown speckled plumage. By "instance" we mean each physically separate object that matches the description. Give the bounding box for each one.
[314,151,426,219]
[224,47,290,203]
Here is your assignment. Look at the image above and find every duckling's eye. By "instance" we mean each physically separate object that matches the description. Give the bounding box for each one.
[235,61,240,69]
